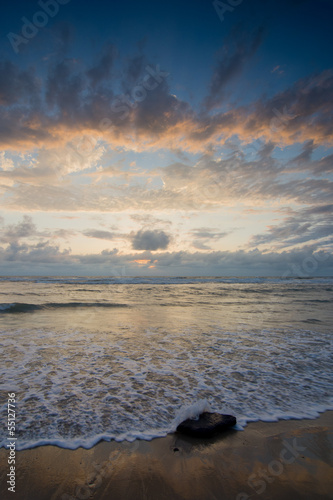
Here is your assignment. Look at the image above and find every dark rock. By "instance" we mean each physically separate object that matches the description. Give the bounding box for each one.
[176,412,236,438]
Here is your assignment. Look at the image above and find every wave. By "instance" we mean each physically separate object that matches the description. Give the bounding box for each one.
[0,322,332,450]
[5,406,333,451]
[1,276,333,286]
[0,302,129,313]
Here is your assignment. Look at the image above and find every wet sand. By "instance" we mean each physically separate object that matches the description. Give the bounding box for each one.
[1,411,332,500]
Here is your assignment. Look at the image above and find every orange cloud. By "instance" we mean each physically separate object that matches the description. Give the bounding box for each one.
[2,70,333,154]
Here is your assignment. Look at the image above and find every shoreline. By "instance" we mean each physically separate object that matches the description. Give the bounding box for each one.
[1,411,332,500]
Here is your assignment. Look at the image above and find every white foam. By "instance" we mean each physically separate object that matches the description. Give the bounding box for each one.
[0,303,15,311]
[0,324,332,450]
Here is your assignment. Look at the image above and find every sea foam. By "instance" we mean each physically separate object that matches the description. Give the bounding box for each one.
[1,324,332,450]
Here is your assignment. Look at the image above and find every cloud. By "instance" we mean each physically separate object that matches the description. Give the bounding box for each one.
[288,141,333,176]
[251,204,333,250]
[86,44,116,87]
[130,214,172,228]
[190,228,229,239]
[290,140,315,164]
[190,227,229,250]
[0,152,15,171]
[78,248,119,265]
[45,59,85,120]
[0,215,37,243]
[83,229,116,240]
[0,60,40,107]
[245,70,333,145]
[49,21,75,58]
[0,240,331,277]
[204,27,264,110]
[132,229,170,251]
[51,229,77,240]
[2,142,332,213]
[0,143,105,190]
[0,217,331,275]
[0,216,77,246]
[121,54,146,92]
[0,41,333,153]
[271,65,284,75]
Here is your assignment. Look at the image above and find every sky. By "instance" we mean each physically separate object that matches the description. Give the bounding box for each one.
[0,0,332,276]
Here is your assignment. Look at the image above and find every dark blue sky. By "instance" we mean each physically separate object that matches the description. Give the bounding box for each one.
[2,0,332,103]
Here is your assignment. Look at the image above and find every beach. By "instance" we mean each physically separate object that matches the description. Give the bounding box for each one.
[1,277,332,498]
[1,411,332,500]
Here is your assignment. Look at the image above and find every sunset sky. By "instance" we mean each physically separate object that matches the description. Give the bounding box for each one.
[0,0,332,276]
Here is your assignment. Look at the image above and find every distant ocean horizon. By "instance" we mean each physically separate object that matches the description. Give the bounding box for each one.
[1,275,332,450]
[1,274,333,282]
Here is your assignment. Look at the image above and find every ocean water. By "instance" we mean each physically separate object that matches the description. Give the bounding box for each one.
[0,276,332,450]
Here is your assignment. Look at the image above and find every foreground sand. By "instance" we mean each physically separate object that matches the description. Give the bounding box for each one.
[1,412,332,500]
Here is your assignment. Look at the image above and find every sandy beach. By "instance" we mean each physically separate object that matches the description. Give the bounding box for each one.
[1,411,332,500]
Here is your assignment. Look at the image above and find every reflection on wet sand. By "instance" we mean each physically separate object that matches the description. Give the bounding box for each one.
[1,411,332,500]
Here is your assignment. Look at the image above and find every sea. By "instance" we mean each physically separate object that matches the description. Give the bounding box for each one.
[0,276,332,450]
